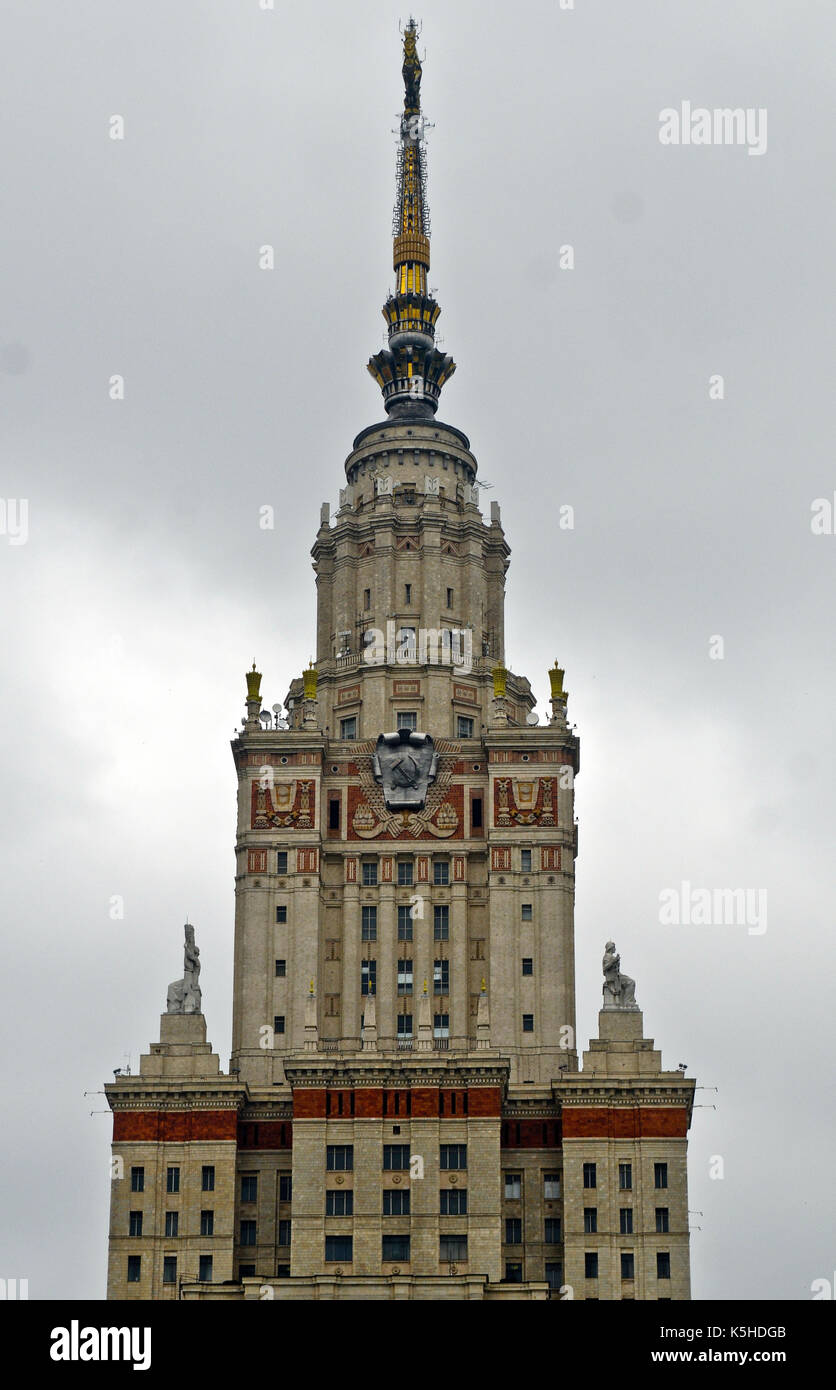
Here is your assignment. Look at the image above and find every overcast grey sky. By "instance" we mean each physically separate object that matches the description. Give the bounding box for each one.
[1,0,833,1301]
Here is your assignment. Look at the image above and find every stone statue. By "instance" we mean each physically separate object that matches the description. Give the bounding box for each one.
[602,940,637,1010]
[373,729,438,812]
[166,924,202,1014]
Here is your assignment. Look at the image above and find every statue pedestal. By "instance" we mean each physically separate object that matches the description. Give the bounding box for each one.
[581,1007,663,1077]
[139,1013,222,1079]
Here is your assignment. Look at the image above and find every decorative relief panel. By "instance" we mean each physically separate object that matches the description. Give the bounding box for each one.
[251,779,315,830]
[346,739,464,840]
[493,777,557,827]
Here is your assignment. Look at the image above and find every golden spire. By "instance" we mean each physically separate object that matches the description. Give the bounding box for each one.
[367,20,456,419]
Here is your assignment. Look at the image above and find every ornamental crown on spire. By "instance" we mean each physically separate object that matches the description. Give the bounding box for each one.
[367,20,456,420]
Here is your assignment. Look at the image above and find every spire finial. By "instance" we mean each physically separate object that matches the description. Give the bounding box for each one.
[367,22,456,419]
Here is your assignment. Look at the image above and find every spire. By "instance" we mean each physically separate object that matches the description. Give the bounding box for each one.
[367,19,456,419]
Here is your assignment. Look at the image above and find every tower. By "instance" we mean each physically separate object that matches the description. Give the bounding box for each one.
[105,20,695,1302]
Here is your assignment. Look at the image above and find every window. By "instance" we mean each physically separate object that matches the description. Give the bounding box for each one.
[397,626,416,656]
[504,1262,523,1283]
[276,852,288,875]
[361,959,376,996]
[325,1236,353,1262]
[619,1162,632,1190]
[326,1189,354,1216]
[584,1208,597,1234]
[655,1162,668,1189]
[440,1189,467,1215]
[440,1144,467,1171]
[397,860,414,887]
[446,587,454,608]
[276,1264,290,1278]
[620,1208,633,1235]
[585,1252,598,1279]
[198,1255,213,1283]
[657,1251,671,1280]
[457,716,474,739]
[130,1166,144,1193]
[397,711,417,731]
[328,797,340,830]
[279,1175,292,1203]
[397,905,413,940]
[383,1144,411,1171]
[505,1218,522,1244]
[239,1265,256,1279]
[201,1210,214,1237]
[543,1173,561,1200]
[239,1218,258,1246]
[545,1218,561,1244]
[127,1256,141,1284]
[397,959,413,995]
[656,1208,670,1234]
[471,796,483,829]
[363,588,371,610]
[583,1163,597,1189]
[521,903,533,921]
[164,1212,178,1238]
[362,860,378,886]
[505,1173,522,1200]
[433,959,449,994]
[521,849,532,872]
[273,1014,285,1035]
[340,716,357,740]
[166,1166,180,1194]
[276,904,287,923]
[404,583,412,605]
[278,1220,291,1247]
[521,957,534,976]
[433,859,450,885]
[202,1166,215,1192]
[382,1235,410,1262]
[163,1257,177,1285]
[433,905,449,940]
[397,1013,413,1040]
[545,1262,563,1290]
[433,1013,449,1039]
[621,1252,635,1280]
[383,1189,410,1215]
[274,958,286,977]
[361,905,377,941]
[522,1013,534,1032]
[326,1145,353,1172]
[440,1235,467,1263]
[129,1211,143,1237]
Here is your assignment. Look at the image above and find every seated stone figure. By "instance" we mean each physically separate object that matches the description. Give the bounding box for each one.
[166,924,202,1014]
[602,940,637,1009]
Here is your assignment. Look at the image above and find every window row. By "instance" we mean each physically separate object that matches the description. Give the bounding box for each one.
[584,1251,672,1280]
[126,1255,213,1284]
[583,1207,670,1235]
[504,1218,562,1244]
[361,958,451,994]
[504,1172,561,1201]
[129,1165,215,1194]
[239,1174,291,1203]
[583,1162,669,1190]
[325,1144,466,1172]
[337,716,476,742]
[323,1235,468,1263]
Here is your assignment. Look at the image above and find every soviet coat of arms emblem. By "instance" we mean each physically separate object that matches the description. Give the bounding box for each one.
[372,730,438,812]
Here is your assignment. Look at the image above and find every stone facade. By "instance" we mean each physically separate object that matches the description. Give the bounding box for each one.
[104,22,695,1302]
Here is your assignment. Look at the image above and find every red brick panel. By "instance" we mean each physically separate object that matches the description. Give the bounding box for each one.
[501,1119,561,1148]
[561,1107,688,1139]
[467,1086,503,1117]
[411,1087,437,1118]
[247,849,268,874]
[353,1089,384,1118]
[113,1110,238,1143]
[291,1089,327,1119]
[237,1121,292,1149]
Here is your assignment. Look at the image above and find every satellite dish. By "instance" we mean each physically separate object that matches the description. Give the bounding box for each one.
[272,704,283,715]
[258,711,272,728]
[526,711,540,726]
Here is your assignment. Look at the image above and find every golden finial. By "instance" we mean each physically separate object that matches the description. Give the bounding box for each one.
[480,977,487,994]
[302,663,318,700]
[309,979,315,995]
[422,978,428,995]
[549,661,567,701]
[491,664,508,699]
[246,664,262,700]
